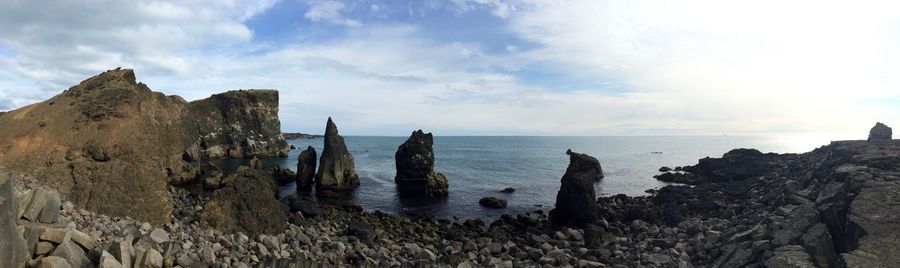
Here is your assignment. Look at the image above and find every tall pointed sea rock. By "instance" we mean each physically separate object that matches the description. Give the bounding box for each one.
[315,117,360,191]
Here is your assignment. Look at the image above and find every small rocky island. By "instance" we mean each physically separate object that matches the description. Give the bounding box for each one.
[394,130,449,196]
[0,69,898,267]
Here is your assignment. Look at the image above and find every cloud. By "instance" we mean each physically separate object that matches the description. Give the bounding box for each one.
[0,0,897,137]
[505,0,900,135]
[0,0,276,95]
[304,0,362,27]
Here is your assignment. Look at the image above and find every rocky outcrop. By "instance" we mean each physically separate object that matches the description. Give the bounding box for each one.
[315,117,359,191]
[394,130,449,196]
[479,197,508,208]
[186,90,289,159]
[200,166,289,236]
[549,150,601,227]
[0,69,289,225]
[0,167,28,268]
[297,146,317,190]
[868,122,892,141]
[283,133,323,140]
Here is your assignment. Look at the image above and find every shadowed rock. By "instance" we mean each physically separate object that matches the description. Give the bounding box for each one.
[395,130,449,196]
[549,149,602,227]
[297,146,317,190]
[315,117,360,191]
[479,197,507,208]
[868,122,892,141]
[200,166,289,236]
[0,167,28,268]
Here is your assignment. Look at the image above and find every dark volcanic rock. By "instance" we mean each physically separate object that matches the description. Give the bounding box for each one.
[549,149,602,226]
[499,187,516,194]
[682,148,779,183]
[394,130,449,196]
[0,167,27,267]
[297,146,317,190]
[479,197,508,208]
[868,122,892,141]
[187,90,289,159]
[282,194,322,218]
[200,166,289,236]
[315,117,360,191]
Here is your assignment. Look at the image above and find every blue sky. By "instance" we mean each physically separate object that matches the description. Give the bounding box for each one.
[0,0,898,137]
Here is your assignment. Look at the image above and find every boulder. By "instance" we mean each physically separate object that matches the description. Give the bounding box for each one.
[0,167,28,268]
[51,240,92,268]
[499,187,516,194]
[199,167,289,236]
[296,146,317,190]
[315,117,360,191]
[37,257,72,268]
[281,194,322,218]
[549,150,601,226]
[868,122,892,141]
[18,187,62,223]
[99,251,124,268]
[394,130,449,196]
[479,197,508,208]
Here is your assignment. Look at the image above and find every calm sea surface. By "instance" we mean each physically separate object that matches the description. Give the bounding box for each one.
[221,136,830,221]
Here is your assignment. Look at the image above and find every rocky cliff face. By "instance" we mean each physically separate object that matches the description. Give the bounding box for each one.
[186,90,288,159]
[0,69,289,225]
[394,130,448,196]
[315,117,360,192]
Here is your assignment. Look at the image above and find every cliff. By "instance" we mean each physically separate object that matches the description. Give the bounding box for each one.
[186,90,288,159]
[0,69,288,224]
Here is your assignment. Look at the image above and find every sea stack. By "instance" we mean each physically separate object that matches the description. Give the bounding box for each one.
[549,149,602,226]
[869,122,892,141]
[315,117,360,191]
[394,130,449,196]
[297,146,317,190]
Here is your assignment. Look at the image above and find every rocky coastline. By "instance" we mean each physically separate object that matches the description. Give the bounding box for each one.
[1,69,898,267]
[3,135,899,267]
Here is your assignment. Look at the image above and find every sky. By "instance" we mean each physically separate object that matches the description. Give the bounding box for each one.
[0,0,898,137]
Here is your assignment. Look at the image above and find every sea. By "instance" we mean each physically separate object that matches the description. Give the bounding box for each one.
[217,136,832,222]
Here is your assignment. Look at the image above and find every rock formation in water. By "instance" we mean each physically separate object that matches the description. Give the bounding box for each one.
[297,146,317,190]
[394,130,449,196]
[315,117,360,191]
[549,149,602,226]
[0,69,289,225]
[186,90,289,159]
[200,166,289,236]
[868,122,892,141]
[0,167,27,268]
[479,197,508,208]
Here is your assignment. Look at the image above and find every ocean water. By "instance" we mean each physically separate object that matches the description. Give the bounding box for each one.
[223,136,830,222]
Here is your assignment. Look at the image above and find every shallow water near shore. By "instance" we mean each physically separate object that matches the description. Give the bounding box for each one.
[215,136,828,222]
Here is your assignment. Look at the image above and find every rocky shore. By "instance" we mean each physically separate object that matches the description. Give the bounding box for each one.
[1,69,898,267]
[3,135,898,267]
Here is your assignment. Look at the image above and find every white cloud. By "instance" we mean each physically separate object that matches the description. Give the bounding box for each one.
[505,0,900,136]
[304,0,362,27]
[0,0,274,96]
[0,0,897,138]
